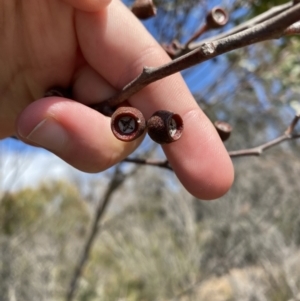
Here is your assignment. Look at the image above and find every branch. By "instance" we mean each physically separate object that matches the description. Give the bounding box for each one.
[66,167,126,301]
[123,157,172,170]
[228,133,300,157]
[122,114,300,168]
[189,2,293,50]
[92,3,300,110]
[228,114,300,157]
[169,2,293,57]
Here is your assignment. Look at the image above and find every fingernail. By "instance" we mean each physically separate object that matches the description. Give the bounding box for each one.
[24,118,68,152]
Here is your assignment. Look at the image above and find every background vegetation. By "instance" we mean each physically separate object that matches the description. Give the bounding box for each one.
[1,0,300,300]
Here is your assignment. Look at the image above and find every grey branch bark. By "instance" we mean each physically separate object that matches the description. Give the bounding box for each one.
[94,3,300,109]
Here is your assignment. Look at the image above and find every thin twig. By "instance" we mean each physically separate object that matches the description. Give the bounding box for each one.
[91,3,300,111]
[184,24,208,48]
[122,114,300,168]
[122,132,300,167]
[168,2,293,58]
[66,167,126,301]
[123,157,172,170]
[66,143,158,301]
[189,1,293,50]
[228,134,300,157]
[286,114,300,135]
[229,114,300,157]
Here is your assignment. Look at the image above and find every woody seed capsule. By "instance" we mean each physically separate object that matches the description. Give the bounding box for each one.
[131,0,157,20]
[206,7,229,29]
[214,120,232,142]
[147,110,184,144]
[111,107,146,142]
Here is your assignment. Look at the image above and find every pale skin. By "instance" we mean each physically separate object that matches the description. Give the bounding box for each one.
[0,0,234,199]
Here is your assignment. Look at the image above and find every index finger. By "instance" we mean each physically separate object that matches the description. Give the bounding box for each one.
[75,0,234,199]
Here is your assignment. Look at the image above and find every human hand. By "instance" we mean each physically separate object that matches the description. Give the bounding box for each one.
[1,0,233,199]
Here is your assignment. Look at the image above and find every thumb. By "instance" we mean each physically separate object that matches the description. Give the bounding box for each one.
[16,97,142,172]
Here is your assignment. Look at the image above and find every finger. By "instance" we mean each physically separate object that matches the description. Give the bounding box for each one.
[75,1,234,199]
[16,66,142,172]
[72,65,117,105]
[61,0,111,12]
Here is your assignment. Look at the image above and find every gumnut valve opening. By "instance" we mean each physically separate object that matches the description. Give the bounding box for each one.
[214,120,232,142]
[147,110,184,144]
[111,107,146,142]
[206,7,229,29]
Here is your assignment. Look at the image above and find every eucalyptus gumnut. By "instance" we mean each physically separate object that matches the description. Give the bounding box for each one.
[214,120,232,142]
[147,110,184,144]
[131,0,157,20]
[111,107,146,142]
[206,7,229,29]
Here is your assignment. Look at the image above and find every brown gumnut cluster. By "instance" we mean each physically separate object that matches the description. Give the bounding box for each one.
[110,107,233,144]
[110,107,184,144]
[43,88,232,144]
[164,6,228,58]
[42,87,184,144]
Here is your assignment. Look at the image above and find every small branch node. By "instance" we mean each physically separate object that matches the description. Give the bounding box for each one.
[257,149,263,156]
[142,66,155,75]
[200,42,216,56]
